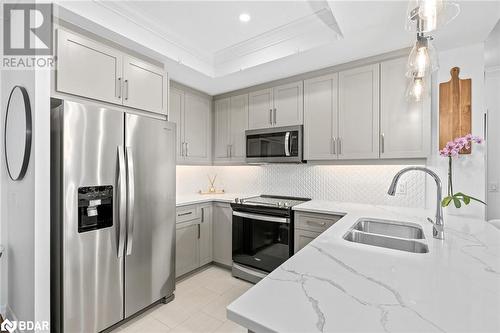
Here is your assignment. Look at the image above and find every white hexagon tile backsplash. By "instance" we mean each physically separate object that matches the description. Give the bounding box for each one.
[177,164,426,208]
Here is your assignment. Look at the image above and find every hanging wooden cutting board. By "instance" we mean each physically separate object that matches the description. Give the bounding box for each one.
[439,67,472,154]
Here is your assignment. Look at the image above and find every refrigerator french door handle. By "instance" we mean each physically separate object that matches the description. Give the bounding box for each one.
[126,146,135,255]
[284,132,291,156]
[117,146,127,258]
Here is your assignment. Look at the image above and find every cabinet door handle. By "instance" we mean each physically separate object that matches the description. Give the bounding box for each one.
[124,79,129,100]
[269,109,273,125]
[185,142,189,156]
[307,220,326,227]
[229,145,232,157]
[201,207,204,223]
[273,108,277,125]
[177,211,193,217]
[117,77,122,99]
[332,137,336,155]
[198,224,200,239]
[380,133,385,154]
[181,142,185,157]
[337,137,342,155]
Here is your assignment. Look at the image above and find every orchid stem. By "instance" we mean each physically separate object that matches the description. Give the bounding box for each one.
[448,156,453,197]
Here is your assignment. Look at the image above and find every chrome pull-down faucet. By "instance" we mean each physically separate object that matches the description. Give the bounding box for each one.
[388,167,444,240]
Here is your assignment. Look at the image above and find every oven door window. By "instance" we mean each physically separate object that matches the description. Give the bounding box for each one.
[246,131,299,158]
[232,214,290,272]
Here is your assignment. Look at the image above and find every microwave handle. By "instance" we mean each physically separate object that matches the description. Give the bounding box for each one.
[284,132,291,156]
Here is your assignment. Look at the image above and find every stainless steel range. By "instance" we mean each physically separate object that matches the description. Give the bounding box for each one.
[231,195,311,283]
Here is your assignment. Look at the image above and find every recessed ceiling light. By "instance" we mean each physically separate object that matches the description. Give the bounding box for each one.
[239,13,251,23]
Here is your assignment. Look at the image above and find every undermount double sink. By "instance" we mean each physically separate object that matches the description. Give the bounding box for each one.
[343,219,429,253]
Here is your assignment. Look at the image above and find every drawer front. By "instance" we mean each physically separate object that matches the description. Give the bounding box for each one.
[295,212,342,233]
[176,205,200,223]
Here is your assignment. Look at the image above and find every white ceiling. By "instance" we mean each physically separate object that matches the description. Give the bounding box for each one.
[56,1,500,95]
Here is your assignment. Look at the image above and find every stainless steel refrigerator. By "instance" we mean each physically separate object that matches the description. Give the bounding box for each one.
[50,99,176,332]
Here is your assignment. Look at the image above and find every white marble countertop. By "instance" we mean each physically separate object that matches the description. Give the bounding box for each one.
[227,200,500,333]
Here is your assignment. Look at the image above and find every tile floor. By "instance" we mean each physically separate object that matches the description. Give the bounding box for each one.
[112,266,252,332]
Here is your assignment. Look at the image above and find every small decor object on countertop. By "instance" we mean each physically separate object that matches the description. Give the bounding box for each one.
[439,134,485,208]
[199,174,225,195]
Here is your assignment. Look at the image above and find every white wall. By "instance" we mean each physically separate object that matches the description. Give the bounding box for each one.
[426,43,487,219]
[177,164,427,208]
[485,20,500,220]
[0,70,36,324]
[486,69,500,219]
[0,4,52,328]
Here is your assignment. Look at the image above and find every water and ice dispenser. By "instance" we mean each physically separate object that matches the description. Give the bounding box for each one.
[78,186,113,233]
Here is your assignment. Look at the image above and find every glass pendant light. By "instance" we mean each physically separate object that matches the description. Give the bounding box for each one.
[405,76,426,102]
[406,35,439,78]
[406,0,460,33]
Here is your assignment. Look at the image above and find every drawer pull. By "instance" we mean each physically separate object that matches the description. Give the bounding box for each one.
[307,220,326,227]
[178,211,193,217]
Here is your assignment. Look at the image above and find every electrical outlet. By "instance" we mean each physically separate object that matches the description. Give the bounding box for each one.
[396,182,407,195]
[488,182,499,193]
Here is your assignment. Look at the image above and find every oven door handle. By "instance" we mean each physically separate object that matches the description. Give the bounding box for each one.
[233,211,290,224]
[284,132,291,157]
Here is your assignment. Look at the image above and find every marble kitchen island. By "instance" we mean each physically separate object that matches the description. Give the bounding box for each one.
[227,201,500,332]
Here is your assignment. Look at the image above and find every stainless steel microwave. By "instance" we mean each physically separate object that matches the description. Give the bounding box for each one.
[245,125,303,163]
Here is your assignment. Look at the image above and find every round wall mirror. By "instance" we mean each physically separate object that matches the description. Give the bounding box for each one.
[4,85,32,181]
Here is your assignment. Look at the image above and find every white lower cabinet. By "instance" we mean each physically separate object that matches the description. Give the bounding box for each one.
[175,221,200,278]
[175,202,231,278]
[199,205,213,266]
[212,203,233,266]
[175,204,212,278]
[294,229,321,253]
[294,212,342,253]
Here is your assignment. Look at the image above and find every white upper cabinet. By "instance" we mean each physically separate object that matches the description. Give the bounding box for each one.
[249,89,274,129]
[248,81,303,129]
[338,64,380,160]
[170,86,211,165]
[57,29,123,105]
[184,92,211,163]
[304,74,338,160]
[214,94,248,163]
[273,81,304,127]
[122,56,166,114]
[56,29,167,115]
[380,58,430,158]
[169,87,184,161]
[214,98,231,161]
[229,94,249,161]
